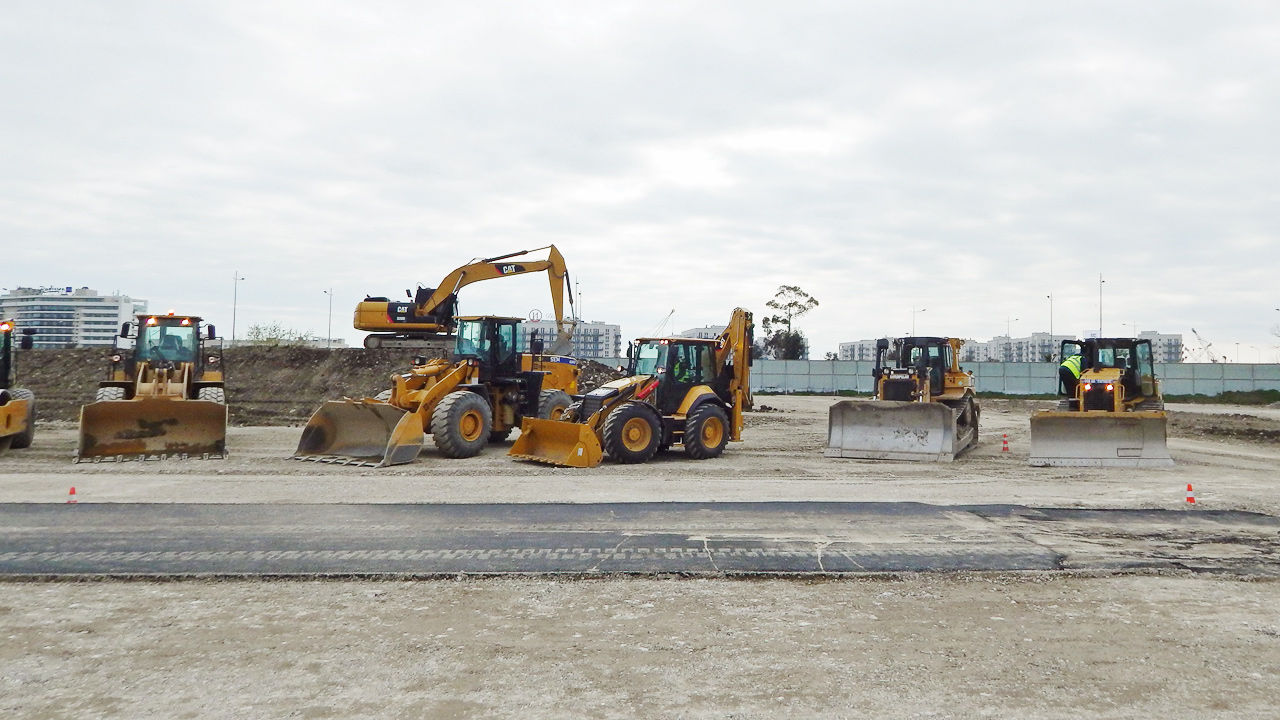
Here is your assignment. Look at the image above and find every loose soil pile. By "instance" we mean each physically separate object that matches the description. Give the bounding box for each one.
[1167,410,1280,444]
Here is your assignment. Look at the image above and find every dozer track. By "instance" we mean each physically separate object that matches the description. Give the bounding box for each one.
[76,398,227,462]
[825,400,975,463]
[1028,410,1173,467]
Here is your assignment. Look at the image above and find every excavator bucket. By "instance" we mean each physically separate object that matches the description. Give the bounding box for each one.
[508,417,604,468]
[293,400,425,467]
[77,398,227,461]
[824,400,969,463]
[1028,411,1173,467]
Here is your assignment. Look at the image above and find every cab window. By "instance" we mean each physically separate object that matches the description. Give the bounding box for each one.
[634,342,663,376]
[455,321,488,358]
[137,325,197,364]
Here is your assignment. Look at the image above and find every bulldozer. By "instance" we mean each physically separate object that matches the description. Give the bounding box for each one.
[76,313,227,462]
[825,337,979,462]
[0,319,36,456]
[355,245,576,351]
[509,308,753,468]
[1029,338,1173,467]
[294,315,580,467]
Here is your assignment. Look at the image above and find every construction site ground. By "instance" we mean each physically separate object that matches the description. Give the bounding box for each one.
[2,397,1279,718]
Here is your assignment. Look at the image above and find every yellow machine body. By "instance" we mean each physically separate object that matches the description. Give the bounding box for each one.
[0,319,35,455]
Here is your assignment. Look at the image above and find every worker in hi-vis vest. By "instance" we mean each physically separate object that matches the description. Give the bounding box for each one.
[1059,353,1084,397]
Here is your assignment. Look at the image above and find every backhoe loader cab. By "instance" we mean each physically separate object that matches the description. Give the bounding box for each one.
[77,313,227,461]
[294,315,579,467]
[0,320,36,455]
[826,336,979,462]
[1029,337,1172,467]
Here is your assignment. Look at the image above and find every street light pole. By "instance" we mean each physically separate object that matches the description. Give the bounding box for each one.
[1098,273,1105,337]
[1047,294,1054,362]
[911,307,926,336]
[324,289,333,350]
[231,271,246,348]
[1004,316,1018,361]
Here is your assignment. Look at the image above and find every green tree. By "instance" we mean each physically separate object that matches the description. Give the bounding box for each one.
[765,285,819,332]
[245,322,313,346]
[758,285,818,360]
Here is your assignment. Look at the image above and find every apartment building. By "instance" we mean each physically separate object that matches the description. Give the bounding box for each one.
[0,286,147,348]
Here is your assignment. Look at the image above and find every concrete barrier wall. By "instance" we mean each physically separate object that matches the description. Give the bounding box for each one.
[747,361,1280,396]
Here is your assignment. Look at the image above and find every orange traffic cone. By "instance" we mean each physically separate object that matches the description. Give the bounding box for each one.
[1002,434,1009,452]
[66,487,77,504]
[1186,484,1195,504]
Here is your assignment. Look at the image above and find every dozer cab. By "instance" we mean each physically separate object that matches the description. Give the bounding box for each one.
[77,313,227,461]
[509,308,752,468]
[1029,338,1172,467]
[294,316,579,467]
[0,320,36,456]
[826,337,979,462]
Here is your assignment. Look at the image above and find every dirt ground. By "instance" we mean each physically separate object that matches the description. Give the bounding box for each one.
[2,397,1279,718]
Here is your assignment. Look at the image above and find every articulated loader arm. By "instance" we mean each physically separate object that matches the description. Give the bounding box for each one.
[715,308,753,441]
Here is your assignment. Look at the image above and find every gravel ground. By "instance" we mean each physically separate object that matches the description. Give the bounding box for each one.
[2,397,1278,718]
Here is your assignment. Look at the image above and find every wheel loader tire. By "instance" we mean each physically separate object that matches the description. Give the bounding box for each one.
[488,428,513,443]
[683,403,730,460]
[431,390,493,459]
[374,390,393,402]
[96,386,126,402]
[197,386,226,404]
[601,402,660,464]
[537,390,573,420]
[9,388,35,449]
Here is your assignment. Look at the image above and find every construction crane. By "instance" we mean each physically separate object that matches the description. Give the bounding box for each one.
[1189,328,1223,363]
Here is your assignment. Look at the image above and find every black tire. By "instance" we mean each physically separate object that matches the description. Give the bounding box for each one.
[96,386,126,402]
[683,403,730,460]
[601,402,661,464]
[537,389,573,420]
[9,388,34,449]
[430,390,493,459]
[563,401,583,423]
[488,427,513,443]
[196,386,226,404]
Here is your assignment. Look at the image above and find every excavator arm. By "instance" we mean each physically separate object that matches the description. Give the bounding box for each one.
[355,245,577,352]
[714,308,754,440]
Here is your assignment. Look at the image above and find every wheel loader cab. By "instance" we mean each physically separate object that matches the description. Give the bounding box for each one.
[135,320,198,366]
[453,317,520,382]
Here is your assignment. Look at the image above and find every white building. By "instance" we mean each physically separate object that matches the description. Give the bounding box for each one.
[679,325,726,340]
[0,286,147,349]
[517,319,621,359]
[1137,331,1184,363]
[837,338,886,361]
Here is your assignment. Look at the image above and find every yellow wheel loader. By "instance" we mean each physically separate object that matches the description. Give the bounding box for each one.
[294,316,580,467]
[825,337,979,462]
[0,320,36,456]
[77,313,227,462]
[1029,338,1172,467]
[356,245,577,352]
[509,308,753,468]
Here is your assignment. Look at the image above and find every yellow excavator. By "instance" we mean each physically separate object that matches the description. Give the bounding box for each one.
[0,320,36,456]
[355,245,576,351]
[295,315,580,467]
[509,308,753,468]
[76,313,227,462]
[826,337,980,462]
[1029,338,1172,467]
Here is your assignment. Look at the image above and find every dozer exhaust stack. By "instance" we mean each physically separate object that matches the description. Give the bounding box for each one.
[825,400,969,463]
[293,399,425,467]
[77,398,227,461]
[1028,411,1173,467]
[508,417,604,468]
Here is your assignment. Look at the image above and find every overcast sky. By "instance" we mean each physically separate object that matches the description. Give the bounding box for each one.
[3,1,1278,360]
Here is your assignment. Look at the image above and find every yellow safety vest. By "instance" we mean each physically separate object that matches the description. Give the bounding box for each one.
[1060,354,1083,378]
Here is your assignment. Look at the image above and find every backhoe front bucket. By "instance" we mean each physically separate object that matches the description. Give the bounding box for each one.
[824,400,967,463]
[508,417,604,468]
[77,398,227,461]
[293,400,425,467]
[1028,411,1173,467]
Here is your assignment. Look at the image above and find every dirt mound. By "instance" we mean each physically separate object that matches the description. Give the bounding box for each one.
[578,359,627,392]
[1167,411,1280,444]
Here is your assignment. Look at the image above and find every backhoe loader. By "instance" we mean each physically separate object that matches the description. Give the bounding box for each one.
[356,245,577,352]
[294,316,580,467]
[825,337,979,462]
[1029,338,1172,467]
[77,313,227,461]
[509,308,752,468]
[0,320,36,456]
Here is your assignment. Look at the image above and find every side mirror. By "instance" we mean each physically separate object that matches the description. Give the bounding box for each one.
[405,289,412,298]
[626,342,634,360]
[875,338,890,351]
[120,322,132,338]
[19,335,33,350]
[207,325,217,339]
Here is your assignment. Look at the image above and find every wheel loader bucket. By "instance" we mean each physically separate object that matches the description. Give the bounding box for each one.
[508,417,604,468]
[293,400,425,467]
[824,400,965,463]
[1028,411,1173,467]
[77,398,227,461]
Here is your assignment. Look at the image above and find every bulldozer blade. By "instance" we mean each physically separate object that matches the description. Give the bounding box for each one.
[824,400,968,463]
[293,400,424,468]
[508,417,604,468]
[77,399,227,461]
[1028,411,1173,467]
